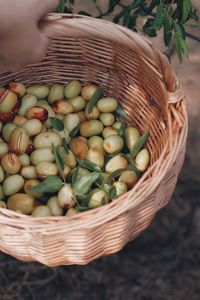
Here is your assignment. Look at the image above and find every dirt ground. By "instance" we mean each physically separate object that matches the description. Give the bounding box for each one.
[0,7,200,300]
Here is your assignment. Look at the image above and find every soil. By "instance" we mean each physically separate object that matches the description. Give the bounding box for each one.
[0,10,199,300]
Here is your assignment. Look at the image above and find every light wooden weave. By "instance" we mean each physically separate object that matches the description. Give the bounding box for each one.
[0,14,187,266]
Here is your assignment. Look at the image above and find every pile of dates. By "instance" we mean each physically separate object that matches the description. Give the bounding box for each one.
[0,81,150,217]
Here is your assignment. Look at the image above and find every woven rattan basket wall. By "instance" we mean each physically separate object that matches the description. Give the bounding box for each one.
[0,14,187,267]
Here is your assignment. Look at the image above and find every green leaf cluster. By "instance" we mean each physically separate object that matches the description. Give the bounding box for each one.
[56,0,199,63]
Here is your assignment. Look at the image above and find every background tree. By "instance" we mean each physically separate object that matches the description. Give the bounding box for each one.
[56,0,199,63]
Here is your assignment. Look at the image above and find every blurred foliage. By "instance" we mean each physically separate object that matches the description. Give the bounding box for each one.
[56,0,199,63]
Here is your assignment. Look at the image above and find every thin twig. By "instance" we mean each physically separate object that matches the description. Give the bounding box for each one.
[185,31,200,41]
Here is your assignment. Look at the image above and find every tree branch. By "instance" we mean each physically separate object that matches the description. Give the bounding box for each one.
[185,32,200,42]
[96,4,200,42]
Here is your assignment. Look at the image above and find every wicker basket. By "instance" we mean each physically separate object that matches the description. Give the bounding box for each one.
[0,14,187,267]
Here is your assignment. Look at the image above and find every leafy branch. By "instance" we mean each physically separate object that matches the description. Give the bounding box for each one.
[57,0,199,62]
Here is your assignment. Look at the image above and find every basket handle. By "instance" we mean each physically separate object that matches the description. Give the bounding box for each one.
[40,14,184,115]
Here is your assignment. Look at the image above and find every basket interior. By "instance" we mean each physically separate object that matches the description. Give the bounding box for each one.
[0,36,168,171]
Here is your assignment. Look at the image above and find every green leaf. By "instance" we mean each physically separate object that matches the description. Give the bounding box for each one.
[64,7,73,13]
[73,172,100,196]
[96,174,105,186]
[127,14,137,29]
[115,105,128,119]
[108,186,117,200]
[56,0,67,13]
[51,143,64,172]
[71,167,79,186]
[102,169,125,186]
[142,19,157,37]
[77,159,102,172]
[130,132,149,158]
[145,27,157,38]
[102,183,111,194]
[166,4,173,16]
[108,0,120,13]
[164,18,172,47]
[69,123,80,138]
[137,9,148,17]
[71,167,90,186]
[49,117,64,132]
[131,0,145,10]
[29,176,63,193]
[148,0,159,11]
[62,138,69,154]
[81,196,90,207]
[123,13,130,27]
[118,122,126,137]
[182,0,192,23]
[121,153,131,163]
[152,3,164,29]
[181,39,189,57]
[174,33,183,63]
[174,23,186,39]
[173,24,189,63]
[78,206,91,212]
[87,87,103,113]
[100,183,116,200]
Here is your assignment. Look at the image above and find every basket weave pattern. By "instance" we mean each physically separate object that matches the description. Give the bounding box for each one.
[0,14,187,266]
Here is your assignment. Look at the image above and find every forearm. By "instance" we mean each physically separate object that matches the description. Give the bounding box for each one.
[0,0,13,35]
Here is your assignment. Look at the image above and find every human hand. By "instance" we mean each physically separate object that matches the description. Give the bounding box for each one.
[0,0,59,72]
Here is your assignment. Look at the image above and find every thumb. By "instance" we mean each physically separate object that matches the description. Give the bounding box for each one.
[35,0,59,19]
[29,32,49,64]
[2,33,49,72]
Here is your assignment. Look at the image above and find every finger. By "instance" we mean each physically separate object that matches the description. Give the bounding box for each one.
[20,26,49,65]
[7,64,24,73]
[26,32,49,65]
[0,55,23,73]
[7,33,48,71]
